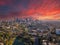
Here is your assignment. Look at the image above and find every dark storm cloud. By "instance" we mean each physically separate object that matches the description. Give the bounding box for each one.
[0,0,31,17]
[0,5,10,15]
[12,0,31,8]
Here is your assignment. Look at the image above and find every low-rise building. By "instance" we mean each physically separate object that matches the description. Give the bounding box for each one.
[0,41,4,45]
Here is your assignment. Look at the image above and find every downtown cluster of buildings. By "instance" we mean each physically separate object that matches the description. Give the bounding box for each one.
[0,17,60,45]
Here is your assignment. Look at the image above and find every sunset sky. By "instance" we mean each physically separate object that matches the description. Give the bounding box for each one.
[0,0,60,20]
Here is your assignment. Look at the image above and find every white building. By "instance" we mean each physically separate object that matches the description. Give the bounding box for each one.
[56,29,60,35]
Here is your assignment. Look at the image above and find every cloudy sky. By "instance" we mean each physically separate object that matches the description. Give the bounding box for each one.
[0,0,60,20]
